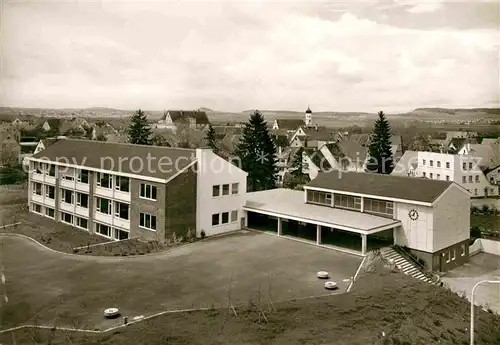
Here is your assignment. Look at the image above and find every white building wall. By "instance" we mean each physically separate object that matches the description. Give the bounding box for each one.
[394,201,434,252]
[414,151,496,197]
[302,154,319,180]
[196,148,248,237]
[432,185,470,252]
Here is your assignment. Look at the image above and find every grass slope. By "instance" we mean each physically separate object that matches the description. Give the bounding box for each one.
[2,261,499,345]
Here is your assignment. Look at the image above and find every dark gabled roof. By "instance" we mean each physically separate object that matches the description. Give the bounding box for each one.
[45,118,62,129]
[306,170,455,203]
[306,148,332,170]
[275,119,304,130]
[32,139,196,180]
[338,139,367,163]
[166,110,210,125]
[325,143,346,161]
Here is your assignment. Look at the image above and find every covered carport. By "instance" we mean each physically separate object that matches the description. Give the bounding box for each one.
[244,189,401,256]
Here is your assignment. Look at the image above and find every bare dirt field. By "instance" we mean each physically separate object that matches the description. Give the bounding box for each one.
[0,231,361,331]
[1,258,499,345]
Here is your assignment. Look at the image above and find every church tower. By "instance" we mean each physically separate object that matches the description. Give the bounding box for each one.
[304,105,312,126]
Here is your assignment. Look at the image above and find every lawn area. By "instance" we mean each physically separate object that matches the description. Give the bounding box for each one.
[0,231,362,331]
[73,238,186,256]
[471,215,499,231]
[0,206,110,252]
[1,259,499,345]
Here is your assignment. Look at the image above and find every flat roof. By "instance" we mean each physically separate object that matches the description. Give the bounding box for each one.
[244,189,401,234]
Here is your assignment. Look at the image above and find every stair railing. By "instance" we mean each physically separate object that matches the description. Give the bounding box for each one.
[392,245,441,284]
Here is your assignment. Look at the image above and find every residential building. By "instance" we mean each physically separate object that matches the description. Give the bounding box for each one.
[275,146,298,186]
[156,110,210,132]
[392,150,499,197]
[19,137,40,166]
[485,164,500,185]
[27,139,247,242]
[319,140,368,172]
[457,143,499,169]
[243,171,470,272]
[40,118,62,133]
[447,137,479,154]
[272,119,306,132]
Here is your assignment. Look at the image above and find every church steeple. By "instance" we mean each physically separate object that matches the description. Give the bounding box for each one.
[305,105,312,126]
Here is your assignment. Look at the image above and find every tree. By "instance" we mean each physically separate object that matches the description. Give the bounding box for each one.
[205,124,218,153]
[283,172,310,190]
[285,147,310,189]
[290,147,306,177]
[127,109,152,145]
[366,111,393,174]
[235,110,278,192]
[151,134,171,147]
[96,133,107,142]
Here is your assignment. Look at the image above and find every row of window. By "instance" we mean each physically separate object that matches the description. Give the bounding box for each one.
[96,197,130,220]
[32,202,152,238]
[364,198,394,217]
[212,210,239,226]
[422,172,450,181]
[96,173,130,192]
[461,175,481,184]
[212,183,239,197]
[422,159,451,169]
[421,160,477,171]
[60,212,89,230]
[95,222,129,240]
[33,166,163,202]
[441,244,466,264]
[306,190,394,217]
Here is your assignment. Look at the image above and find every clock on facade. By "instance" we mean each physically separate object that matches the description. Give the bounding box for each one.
[408,209,419,221]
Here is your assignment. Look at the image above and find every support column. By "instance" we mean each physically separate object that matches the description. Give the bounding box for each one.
[361,234,367,255]
[244,211,248,227]
[316,224,321,245]
[277,217,282,236]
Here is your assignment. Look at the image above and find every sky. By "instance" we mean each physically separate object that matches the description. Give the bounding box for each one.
[1,0,499,113]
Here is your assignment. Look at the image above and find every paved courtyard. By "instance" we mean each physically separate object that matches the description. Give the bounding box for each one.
[442,253,500,314]
[0,230,362,330]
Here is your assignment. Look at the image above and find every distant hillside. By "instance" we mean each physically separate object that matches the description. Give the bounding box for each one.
[1,106,498,125]
[411,107,500,115]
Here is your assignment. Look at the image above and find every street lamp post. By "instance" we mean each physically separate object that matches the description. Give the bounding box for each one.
[470,280,500,345]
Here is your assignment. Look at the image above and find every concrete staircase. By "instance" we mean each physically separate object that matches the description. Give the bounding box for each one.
[380,247,437,285]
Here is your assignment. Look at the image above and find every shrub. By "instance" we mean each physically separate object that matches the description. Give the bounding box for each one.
[481,205,490,215]
[200,229,206,239]
[470,206,480,215]
[185,228,195,242]
[470,226,482,239]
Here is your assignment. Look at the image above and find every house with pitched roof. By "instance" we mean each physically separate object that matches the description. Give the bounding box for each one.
[27,139,247,242]
[318,140,368,172]
[272,106,316,132]
[156,110,210,133]
[243,171,470,272]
